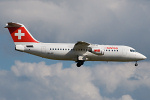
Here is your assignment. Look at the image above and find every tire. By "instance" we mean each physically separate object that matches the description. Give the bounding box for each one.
[135,63,138,66]
[76,60,85,67]
[77,63,81,67]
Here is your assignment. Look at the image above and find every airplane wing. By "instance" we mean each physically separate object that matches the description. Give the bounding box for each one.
[74,41,90,49]
[73,41,91,61]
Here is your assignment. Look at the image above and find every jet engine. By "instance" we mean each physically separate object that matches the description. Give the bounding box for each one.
[88,47,104,55]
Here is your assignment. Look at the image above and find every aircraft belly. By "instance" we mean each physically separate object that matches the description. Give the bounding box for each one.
[86,53,130,61]
[87,55,137,62]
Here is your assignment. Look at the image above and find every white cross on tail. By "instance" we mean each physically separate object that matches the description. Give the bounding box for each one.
[15,29,25,39]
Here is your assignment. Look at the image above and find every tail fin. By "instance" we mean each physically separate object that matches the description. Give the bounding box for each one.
[5,22,39,45]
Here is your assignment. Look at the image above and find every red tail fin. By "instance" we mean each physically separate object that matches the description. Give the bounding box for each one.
[5,22,39,44]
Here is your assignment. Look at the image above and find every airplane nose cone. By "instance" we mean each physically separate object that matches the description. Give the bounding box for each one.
[136,53,147,60]
[142,55,147,60]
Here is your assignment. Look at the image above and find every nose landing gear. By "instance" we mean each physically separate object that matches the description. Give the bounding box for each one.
[135,61,138,66]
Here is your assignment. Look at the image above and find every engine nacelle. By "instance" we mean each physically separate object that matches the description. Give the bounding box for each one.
[88,48,104,55]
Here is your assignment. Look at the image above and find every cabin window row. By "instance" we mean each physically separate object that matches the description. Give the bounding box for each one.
[50,48,88,51]
[50,48,70,50]
[104,49,119,52]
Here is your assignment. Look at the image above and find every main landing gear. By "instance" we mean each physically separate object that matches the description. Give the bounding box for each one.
[135,61,138,66]
[76,60,85,67]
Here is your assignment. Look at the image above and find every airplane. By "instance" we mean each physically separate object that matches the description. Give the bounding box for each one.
[5,22,147,67]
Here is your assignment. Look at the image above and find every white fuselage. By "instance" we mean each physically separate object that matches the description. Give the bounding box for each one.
[5,22,147,67]
[16,43,146,62]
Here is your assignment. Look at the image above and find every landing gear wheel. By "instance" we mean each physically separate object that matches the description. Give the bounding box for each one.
[135,61,138,66]
[76,60,84,67]
[135,63,138,66]
[77,63,81,67]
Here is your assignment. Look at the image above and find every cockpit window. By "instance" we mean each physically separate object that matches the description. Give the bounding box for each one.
[130,49,136,52]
